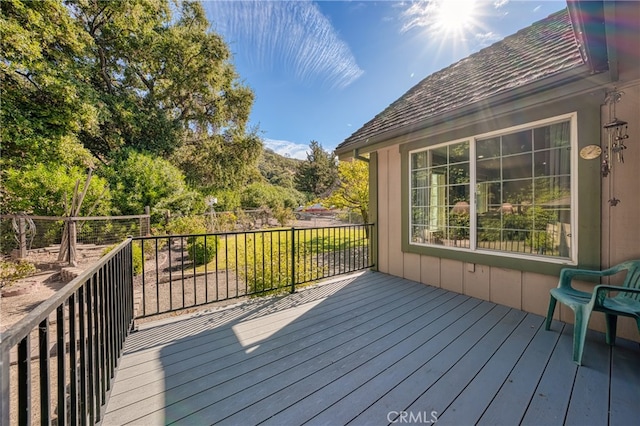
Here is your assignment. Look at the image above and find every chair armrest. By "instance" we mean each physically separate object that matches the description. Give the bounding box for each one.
[557,264,630,290]
[593,285,640,306]
[557,268,605,290]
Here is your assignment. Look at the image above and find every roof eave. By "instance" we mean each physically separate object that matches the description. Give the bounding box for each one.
[336,64,595,158]
[567,0,610,74]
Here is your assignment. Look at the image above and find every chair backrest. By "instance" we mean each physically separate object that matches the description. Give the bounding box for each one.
[618,260,640,301]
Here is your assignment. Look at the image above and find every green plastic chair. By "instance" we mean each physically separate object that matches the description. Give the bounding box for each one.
[545,260,640,365]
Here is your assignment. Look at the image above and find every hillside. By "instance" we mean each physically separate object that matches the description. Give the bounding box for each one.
[258,149,302,189]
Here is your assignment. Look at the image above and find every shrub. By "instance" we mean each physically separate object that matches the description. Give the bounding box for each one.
[105,150,202,222]
[273,206,294,227]
[237,232,322,295]
[215,212,237,232]
[0,259,36,289]
[102,243,143,275]
[187,236,218,266]
[2,164,112,216]
[166,215,207,235]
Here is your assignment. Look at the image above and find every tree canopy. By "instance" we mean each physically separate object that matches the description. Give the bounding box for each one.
[325,159,369,223]
[0,0,348,224]
[0,0,267,218]
[295,141,338,199]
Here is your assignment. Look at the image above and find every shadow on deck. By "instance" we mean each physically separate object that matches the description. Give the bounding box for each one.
[103,271,640,425]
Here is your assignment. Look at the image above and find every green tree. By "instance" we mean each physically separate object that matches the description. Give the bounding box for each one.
[2,164,111,216]
[295,141,338,198]
[69,0,261,187]
[0,0,97,169]
[258,149,301,189]
[104,150,202,221]
[240,182,305,210]
[325,160,369,224]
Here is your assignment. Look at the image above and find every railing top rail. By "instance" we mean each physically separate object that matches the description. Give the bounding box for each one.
[0,237,132,351]
[132,223,374,241]
[0,214,149,221]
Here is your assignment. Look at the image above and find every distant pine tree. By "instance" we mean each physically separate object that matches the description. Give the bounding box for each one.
[295,141,338,198]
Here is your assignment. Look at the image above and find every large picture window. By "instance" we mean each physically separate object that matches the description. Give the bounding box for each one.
[409,116,574,261]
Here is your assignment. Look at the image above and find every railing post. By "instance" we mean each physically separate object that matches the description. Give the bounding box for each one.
[129,240,136,331]
[144,206,151,236]
[0,349,9,425]
[290,227,296,294]
[68,218,78,267]
[18,217,27,259]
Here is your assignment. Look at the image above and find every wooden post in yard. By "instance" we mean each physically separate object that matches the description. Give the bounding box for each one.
[18,217,27,259]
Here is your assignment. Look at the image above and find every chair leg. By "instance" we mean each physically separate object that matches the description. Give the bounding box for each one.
[572,308,591,366]
[605,314,618,346]
[545,296,557,331]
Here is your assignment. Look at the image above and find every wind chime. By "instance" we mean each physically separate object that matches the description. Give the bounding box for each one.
[602,89,629,206]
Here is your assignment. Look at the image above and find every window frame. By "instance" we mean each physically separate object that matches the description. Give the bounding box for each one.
[407,112,578,264]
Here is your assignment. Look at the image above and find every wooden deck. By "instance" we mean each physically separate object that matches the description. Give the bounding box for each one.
[102,271,640,425]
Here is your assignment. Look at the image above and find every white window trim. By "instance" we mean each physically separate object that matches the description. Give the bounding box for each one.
[408,112,578,264]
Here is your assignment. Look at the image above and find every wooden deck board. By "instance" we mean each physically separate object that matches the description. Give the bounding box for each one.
[102,271,640,426]
[520,323,578,425]
[477,318,564,425]
[175,291,466,424]
[609,338,640,425]
[564,329,611,426]
[431,312,542,425]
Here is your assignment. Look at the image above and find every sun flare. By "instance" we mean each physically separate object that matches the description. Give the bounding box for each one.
[432,0,477,35]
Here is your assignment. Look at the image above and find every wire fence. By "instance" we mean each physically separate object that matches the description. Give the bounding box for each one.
[0,215,151,259]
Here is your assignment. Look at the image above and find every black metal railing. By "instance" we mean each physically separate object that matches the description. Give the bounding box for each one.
[134,224,374,319]
[0,238,134,425]
[1,224,374,423]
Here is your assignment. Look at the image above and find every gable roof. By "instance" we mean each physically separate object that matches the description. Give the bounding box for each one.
[337,8,585,154]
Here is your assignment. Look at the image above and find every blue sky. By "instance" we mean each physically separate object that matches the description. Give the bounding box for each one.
[203,0,567,159]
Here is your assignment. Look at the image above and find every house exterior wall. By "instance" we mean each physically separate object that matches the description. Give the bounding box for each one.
[374,80,640,342]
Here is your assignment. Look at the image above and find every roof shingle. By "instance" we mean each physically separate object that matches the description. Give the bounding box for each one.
[337,8,584,152]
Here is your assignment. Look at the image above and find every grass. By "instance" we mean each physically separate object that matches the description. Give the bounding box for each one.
[193,227,370,293]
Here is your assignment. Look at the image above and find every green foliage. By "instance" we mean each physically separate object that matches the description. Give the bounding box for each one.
[102,243,143,275]
[295,141,338,198]
[172,131,263,190]
[324,160,369,223]
[449,211,470,239]
[70,0,261,186]
[2,164,111,216]
[240,182,305,210]
[2,0,264,218]
[273,206,295,227]
[105,150,202,222]
[187,236,218,266]
[232,232,319,295]
[208,190,241,212]
[302,227,369,252]
[165,215,207,236]
[215,212,238,232]
[258,149,302,189]
[0,259,36,289]
[0,0,97,169]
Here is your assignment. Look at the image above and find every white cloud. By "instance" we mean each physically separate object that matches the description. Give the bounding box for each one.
[205,1,363,89]
[494,0,509,8]
[533,5,542,12]
[263,138,309,160]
